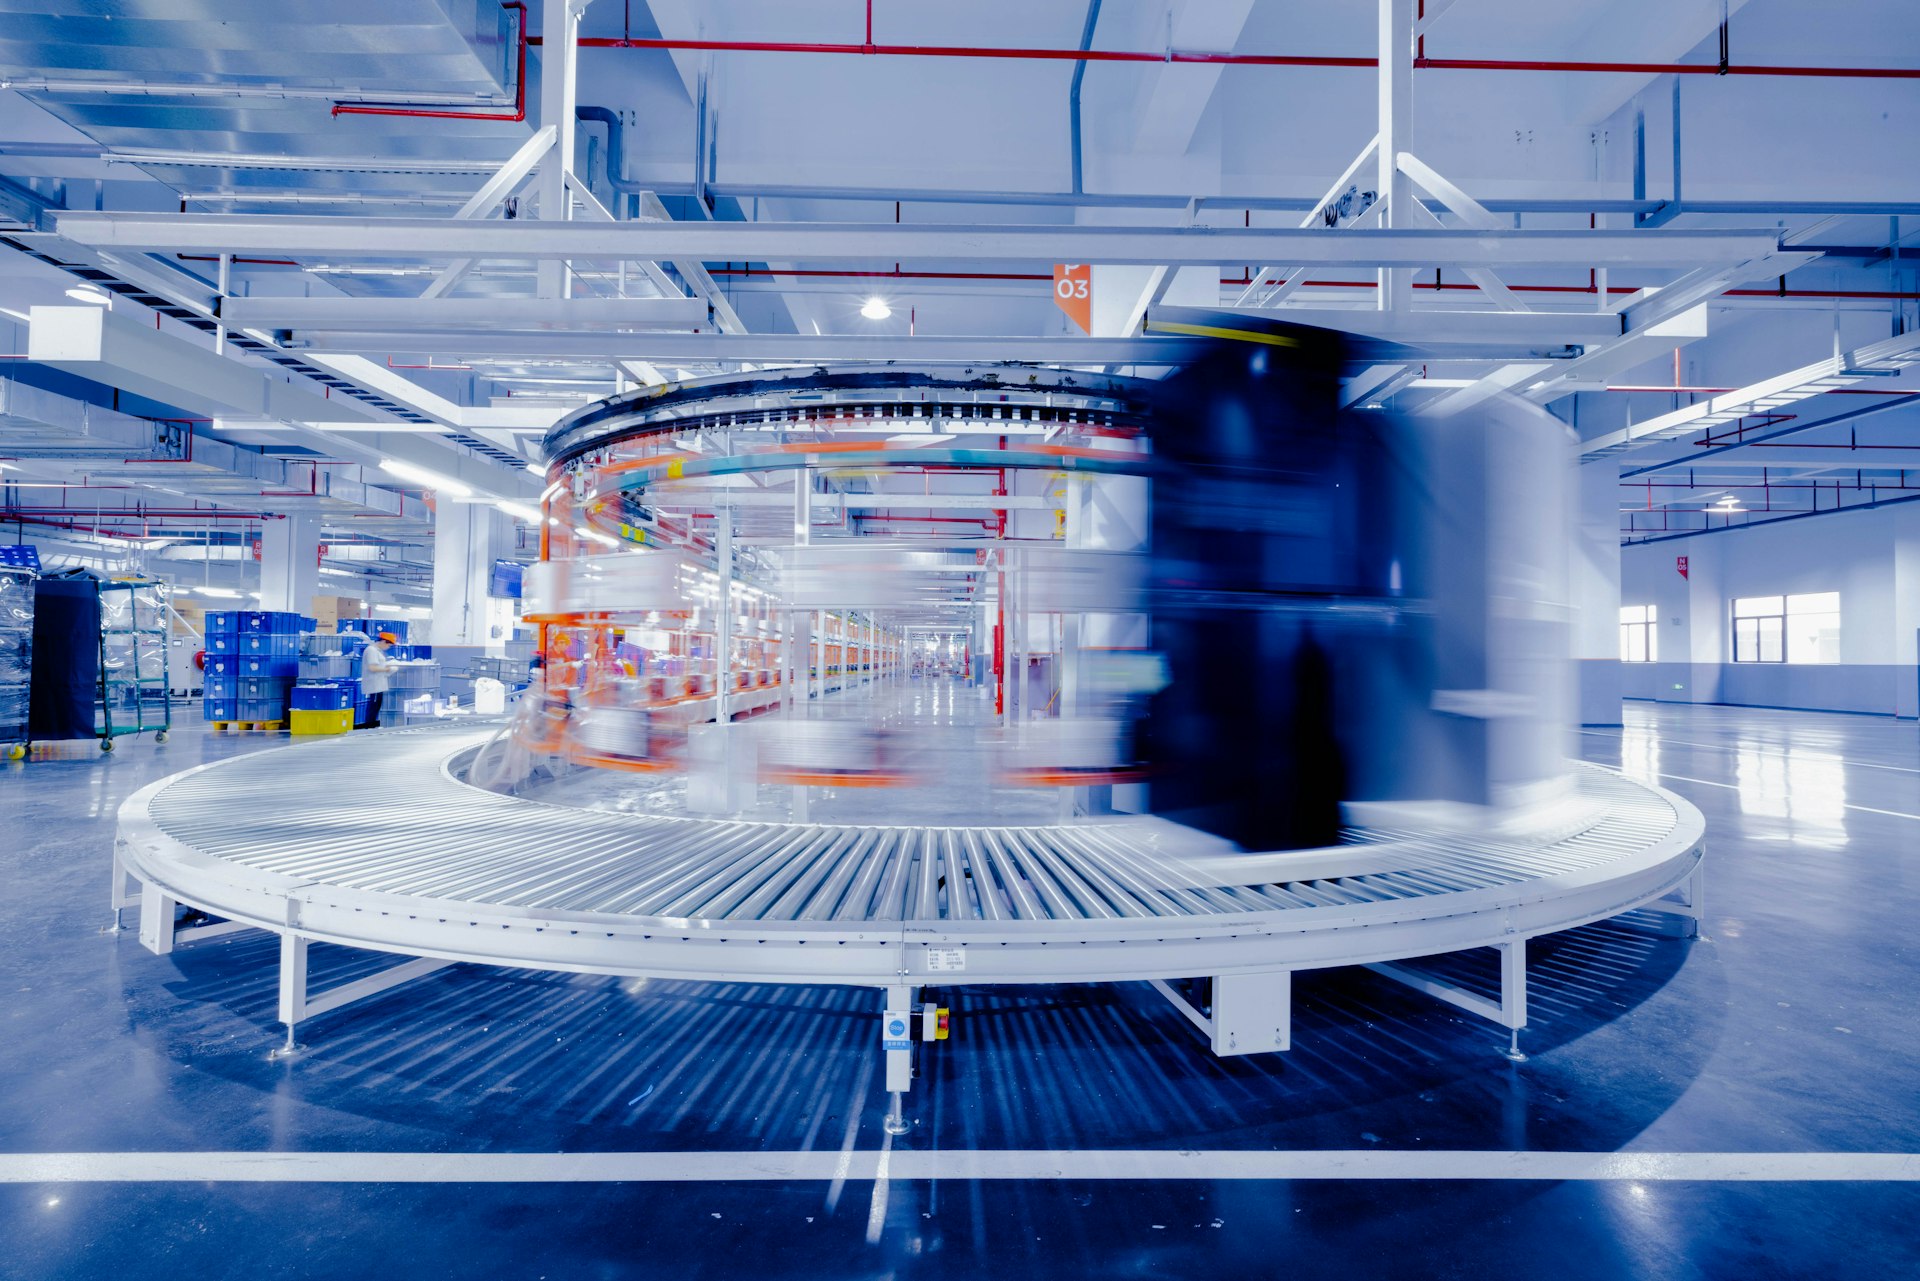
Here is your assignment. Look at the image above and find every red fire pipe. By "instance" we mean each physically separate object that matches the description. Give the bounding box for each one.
[535,30,1920,80]
[335,2,528,120]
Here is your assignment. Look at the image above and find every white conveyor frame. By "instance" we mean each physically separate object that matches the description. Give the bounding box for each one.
[113,723,1705,1081]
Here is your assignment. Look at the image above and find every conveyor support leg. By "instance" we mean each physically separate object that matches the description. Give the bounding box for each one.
[137,879,177,956]
[883,983,916,1136]
[110,842,142,932]
[274,931,451,1056]
[1365,939,1530,1058]
[1634,860,1705,938]
[1150,972,1292,1056]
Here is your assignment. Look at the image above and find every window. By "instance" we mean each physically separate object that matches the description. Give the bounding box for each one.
[1786,591,1841,664]
[1732,595,1784,663]
[1620,604,1658,663]
[1733,592,1840,664]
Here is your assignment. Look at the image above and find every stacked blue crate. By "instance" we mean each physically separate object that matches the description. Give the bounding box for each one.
[202,613,237,720]
[218,612,304,721]
[290,682,354,711]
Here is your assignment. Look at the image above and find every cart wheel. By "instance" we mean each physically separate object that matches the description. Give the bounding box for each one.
[154,731,170,744]
[100,738,114,753]
[4,744,23,761]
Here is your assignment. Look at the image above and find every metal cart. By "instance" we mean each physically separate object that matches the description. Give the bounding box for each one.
[0,557,33,760]
[97,577,171,751]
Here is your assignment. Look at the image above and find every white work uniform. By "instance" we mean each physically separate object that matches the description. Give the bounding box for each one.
[361,644,396,694]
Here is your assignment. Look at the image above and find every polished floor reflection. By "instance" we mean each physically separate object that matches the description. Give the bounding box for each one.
[1,702,1915,1279]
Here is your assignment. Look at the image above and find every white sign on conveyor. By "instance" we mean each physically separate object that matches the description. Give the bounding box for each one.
[882,1011,911,1053]
[925,948,966,973]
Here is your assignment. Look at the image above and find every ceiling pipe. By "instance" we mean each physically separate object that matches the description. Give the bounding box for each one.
[333,2,528,121]
[1067,0,1103,197]
[534,33,1920,80]
[574,106,647,196]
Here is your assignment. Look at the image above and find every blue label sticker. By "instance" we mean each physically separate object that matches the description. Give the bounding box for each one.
[882,1012,910,1052]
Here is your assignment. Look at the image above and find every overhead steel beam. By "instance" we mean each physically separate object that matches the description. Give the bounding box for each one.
[50,211,1796,269]
[1583,332,1920,456]
[223,295,709,332]
[288,331,1207,364]
[422,124,558,302]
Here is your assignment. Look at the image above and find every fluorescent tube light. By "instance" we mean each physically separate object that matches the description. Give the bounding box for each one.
[378,458,472,497]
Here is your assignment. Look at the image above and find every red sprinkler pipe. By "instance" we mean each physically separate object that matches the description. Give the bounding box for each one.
[537,27,1920,80]
[335,2,528,120]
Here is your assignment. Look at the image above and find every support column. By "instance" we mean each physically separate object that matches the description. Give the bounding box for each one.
[1376,0,1415,311]
[257,513,321,615]
[1573,459,1623,725]
[1895,507,1920,718]
[536,0,583,300]
[715,516,734,719]
[432,501,502,654]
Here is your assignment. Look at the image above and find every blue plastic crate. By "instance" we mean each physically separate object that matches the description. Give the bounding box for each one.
[237,697,286,721]
[0,545,41,571]
[239,632,300,657]
[239,675,292,700]
[292,682,353,712]
[369,619,410,642]
[205,610,239,635]
[298,654,358,680]
[239,610,304,634]
[205,633,239,654]
[236,655,293,678]
[202,698,237,722]
[202,674,237,699]
[338,619,370,635]
[203,653,237,676]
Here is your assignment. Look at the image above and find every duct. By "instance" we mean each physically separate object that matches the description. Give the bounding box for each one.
[2,1,527,200]
[574,106,646,197]
[27,305,380,425]
[0,375,437,528]
[224,295,704,333]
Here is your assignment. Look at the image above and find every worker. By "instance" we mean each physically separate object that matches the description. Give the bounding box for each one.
[360,631,399,729]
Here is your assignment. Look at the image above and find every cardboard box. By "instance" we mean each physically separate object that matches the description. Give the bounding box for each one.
[310,594,366,629]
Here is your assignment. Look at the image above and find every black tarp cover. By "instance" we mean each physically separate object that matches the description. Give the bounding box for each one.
[28,576,98,741]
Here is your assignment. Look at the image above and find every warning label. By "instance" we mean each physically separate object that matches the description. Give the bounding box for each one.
[925,948,966,973]
[882,1012,911,1053]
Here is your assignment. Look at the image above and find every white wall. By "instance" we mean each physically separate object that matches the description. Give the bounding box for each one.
[1621,500,1920,717]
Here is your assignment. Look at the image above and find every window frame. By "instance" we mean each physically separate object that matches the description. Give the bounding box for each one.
[1619,604,1658,664]
[1731,593,1840,665]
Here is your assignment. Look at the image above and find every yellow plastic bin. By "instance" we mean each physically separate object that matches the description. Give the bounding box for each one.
[289,708,354,736]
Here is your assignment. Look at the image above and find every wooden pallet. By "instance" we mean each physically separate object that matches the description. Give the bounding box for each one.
[210,720,284,734]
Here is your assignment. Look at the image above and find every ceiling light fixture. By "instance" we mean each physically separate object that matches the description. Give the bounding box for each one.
[64,286,111,306]
[859,297,892,321]
[523,461,544,475]
[495,501,542,523]
[191,586,243,598]
[378,458,472,497]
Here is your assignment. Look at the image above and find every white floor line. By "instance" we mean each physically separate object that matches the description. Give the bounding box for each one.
[1579,728,1920,776]
[0,1150,1914,1184]
[1649,771,1920,822]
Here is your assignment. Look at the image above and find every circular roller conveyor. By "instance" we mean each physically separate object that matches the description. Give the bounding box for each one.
[116,722,1705,998]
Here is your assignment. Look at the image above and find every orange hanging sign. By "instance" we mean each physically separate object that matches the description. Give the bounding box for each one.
[1053,264,1092,334]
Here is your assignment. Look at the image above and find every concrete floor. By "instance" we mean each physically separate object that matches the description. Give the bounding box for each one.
[1,701,1916,1279]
